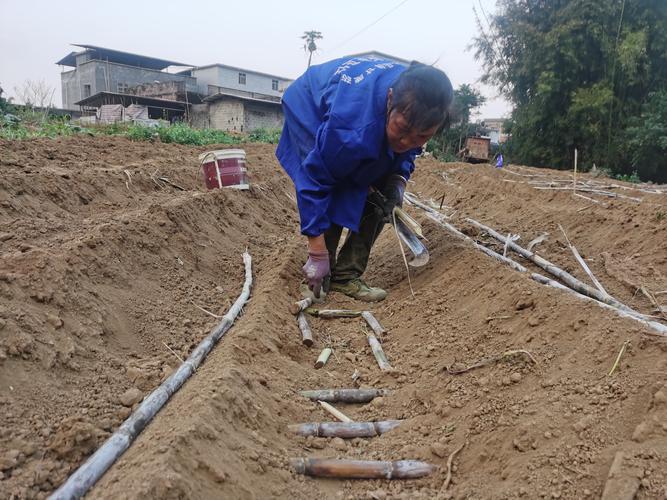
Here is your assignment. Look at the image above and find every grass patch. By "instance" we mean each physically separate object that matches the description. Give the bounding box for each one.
[0,112,282,146]
[613,171,641,184]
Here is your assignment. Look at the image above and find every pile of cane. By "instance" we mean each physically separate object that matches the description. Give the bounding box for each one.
[288,298,435,481]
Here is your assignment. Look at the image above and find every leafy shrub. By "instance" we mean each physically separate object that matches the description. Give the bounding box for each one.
[248,128,282,144]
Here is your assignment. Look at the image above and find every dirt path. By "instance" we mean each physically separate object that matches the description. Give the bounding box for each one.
[0,137,665,499]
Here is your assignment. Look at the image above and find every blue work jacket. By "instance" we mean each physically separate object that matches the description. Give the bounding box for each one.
[276,56,420,236]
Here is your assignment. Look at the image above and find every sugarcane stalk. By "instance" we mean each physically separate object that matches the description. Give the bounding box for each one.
[318,401,353,422]
[305,307,363,318]
[299,388,389,404]
[314,348,332,369]
[405,195,667,337]
[289,420,401,438]
[466,218,666,329]
[361,311,386,336]
[50,252,254,500]
[297,312,314,347]
[367,333,392,371]
[289,297,313,315]
[290,458,435,479]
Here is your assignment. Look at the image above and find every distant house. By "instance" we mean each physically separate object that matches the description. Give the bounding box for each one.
[191,89,283,132]
[182,64,291,99]
[181,63,292,132]
[483,118,509,144]
[57,44,196,111]
[57,44,290,130]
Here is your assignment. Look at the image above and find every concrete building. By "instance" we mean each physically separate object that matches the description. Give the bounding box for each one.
[182,64,291,99]
[191,88,283,132]
[57,44,289,130]
[484,118,509,144]
[57,44,195,110]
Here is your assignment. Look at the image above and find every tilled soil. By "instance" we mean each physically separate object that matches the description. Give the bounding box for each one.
[0,136,665,499]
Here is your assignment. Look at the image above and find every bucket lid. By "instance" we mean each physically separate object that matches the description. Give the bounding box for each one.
[198,149,246,161]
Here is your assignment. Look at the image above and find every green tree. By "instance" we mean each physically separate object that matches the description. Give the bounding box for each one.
[0,83,15,115]
[301,30,323,68]
[473,0,667,181]
[427,84,486,160]
[624,91,667,182]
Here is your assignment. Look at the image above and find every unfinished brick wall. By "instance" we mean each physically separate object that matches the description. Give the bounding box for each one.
[190,104,210,128]
[244,101,283,131]
[191,97,284,132]
[209,99,245,131]
[129,81,185,101]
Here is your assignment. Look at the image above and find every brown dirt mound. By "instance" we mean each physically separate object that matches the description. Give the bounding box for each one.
[0,136,665,499]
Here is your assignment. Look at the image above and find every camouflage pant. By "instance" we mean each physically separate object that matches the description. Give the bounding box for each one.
[324,194,386,284]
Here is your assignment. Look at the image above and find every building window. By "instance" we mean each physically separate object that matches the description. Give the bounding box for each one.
[238,72,246,85]
[272,79,279,91]
[83,84,91,98]
[117,82,129,94]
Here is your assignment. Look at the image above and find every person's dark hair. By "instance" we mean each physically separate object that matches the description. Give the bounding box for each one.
[389,61,453,131]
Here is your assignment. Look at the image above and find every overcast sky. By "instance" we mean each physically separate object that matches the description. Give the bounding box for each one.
[0,0,510,118]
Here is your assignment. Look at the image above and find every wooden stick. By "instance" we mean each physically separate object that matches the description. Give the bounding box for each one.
[533,186,642,202]
[289,420,401,438]
[190,300,223,319]
[162,341,184,364]
[574,192,602,204]
[290,458,435,479]
[573,148,578,194]
[526,233,549,252]
[318,401,353,422]
[306,308,363,318]
[608,340,630,376]
[297,312,314,347]
[367,333,392,371]
[314,348,332,369]
[300,388,389,404]
[640,286,667,321]
[157,176,186,191]
[361,311,386,336]
[558,224,609,296]
[447,349,537,375]
[289,297,313,315]
[440,440,466,493]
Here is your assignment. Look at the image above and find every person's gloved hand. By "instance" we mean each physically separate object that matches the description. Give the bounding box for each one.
[381,174,407,221]
[302,249,330,298]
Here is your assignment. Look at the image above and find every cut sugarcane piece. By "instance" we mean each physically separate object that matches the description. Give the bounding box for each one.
[297,312,314,347]
[290,458,435,479]
[305,308,363,318]
[361,311,386,336]
[289,297,313,315]
[289,420,402,438]
[314,348,332,369]
[367,333,392,371]
[300,388,389,403]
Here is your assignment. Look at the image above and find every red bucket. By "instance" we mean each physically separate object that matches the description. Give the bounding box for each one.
[199,149,249,190]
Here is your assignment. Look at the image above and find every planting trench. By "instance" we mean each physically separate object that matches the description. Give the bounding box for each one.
[0,136,666,499]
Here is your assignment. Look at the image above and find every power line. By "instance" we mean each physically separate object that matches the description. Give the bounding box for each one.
[328,0,411,52]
